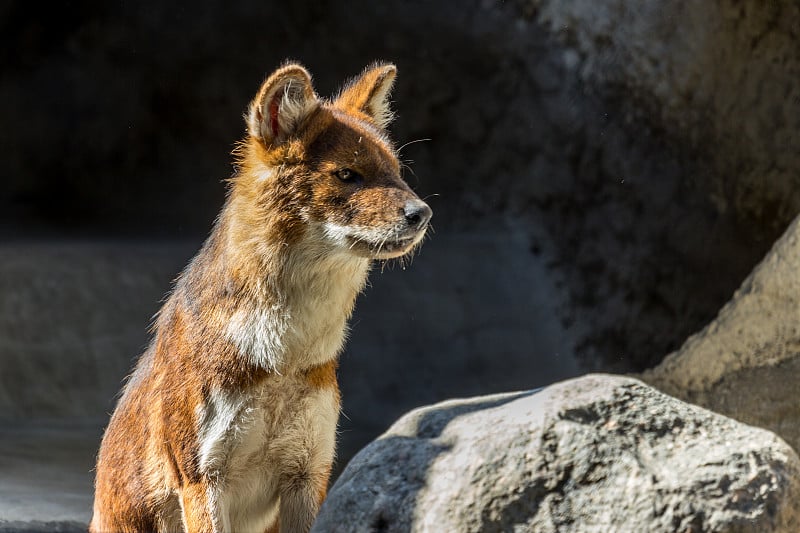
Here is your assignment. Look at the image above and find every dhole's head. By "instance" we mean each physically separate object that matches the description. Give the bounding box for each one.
[232,61,431,261]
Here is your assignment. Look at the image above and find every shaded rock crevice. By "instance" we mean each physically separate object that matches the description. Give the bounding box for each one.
[641,212,800,454]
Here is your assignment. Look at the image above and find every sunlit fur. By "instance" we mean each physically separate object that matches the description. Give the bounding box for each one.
[90,61,431,533]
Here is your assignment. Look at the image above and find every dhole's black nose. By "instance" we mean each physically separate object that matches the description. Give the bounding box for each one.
[403,199,432,229]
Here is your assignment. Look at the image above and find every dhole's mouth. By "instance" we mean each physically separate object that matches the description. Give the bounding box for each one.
[348,229,426,260]
[322,220,430,260]
[362,233,423,258]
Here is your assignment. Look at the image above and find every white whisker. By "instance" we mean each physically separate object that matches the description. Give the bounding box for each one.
[397,138,432,153]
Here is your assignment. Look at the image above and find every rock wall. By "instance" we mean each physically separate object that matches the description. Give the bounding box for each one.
[530,0,800,231]
[4,0,798,371]
[0,235,581,483]
[517,0,800,370]
[0,242,192,418]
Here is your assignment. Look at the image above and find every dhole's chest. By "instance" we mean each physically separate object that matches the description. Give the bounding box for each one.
[195,375,340,524]
[196,374,340,474]
[223,247,370,372]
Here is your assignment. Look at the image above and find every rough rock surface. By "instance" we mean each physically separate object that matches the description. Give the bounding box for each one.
[0,522,85,533]
[313,375,800,533]
[517,0,800,370]
[0,242,189,527]
[529,0,800,232]
[0,234,580,424]
[0,420,100,527]
[0,241,192,418]
[641,214,800,453]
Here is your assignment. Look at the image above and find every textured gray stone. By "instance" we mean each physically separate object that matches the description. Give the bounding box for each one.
[530,0,800,231]
[0,522,86,533]
[0,419,101,528]
[500,0,800,371]
[0,242,192,418]
[313,375,800,532]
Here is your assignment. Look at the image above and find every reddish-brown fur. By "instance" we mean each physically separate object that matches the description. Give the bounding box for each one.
[90,62,430,533]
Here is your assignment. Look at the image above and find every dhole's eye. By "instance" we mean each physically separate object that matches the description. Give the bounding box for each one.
[334,168,363,184]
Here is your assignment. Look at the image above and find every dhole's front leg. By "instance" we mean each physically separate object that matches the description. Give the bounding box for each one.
[278,466,332,533]
[180,482,218,533]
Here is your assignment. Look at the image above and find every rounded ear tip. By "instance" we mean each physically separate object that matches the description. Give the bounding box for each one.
[277,63,313,81]
[280,58,307,69]
[266,63,316,101]
[373,62,397,76]
[371,63,397,88]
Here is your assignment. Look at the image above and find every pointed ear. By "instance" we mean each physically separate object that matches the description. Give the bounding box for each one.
[247,63,318,146]
[334,62,397,129]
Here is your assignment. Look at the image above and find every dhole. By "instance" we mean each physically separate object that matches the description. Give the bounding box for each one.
[90,61,431,532]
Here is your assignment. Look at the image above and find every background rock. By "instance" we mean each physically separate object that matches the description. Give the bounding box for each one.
[314,375,800,533]
[0,242,189,526]
[641,214,800,454]
[4,0,797,372]
[529,0,800,231]
[0,242,191,418]
[0,420,101,527]
[0,521,86,533]
[519,0,800,370]
[0,234,579,420]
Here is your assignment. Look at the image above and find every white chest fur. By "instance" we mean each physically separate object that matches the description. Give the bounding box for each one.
[225,243,369,373]
[195,376,340,532]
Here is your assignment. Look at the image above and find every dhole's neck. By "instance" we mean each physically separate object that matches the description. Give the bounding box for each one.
[196,195,371,373]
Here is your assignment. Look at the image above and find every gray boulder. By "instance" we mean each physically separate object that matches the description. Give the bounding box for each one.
[313,375,800,532]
